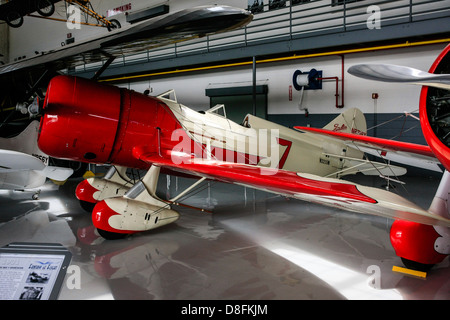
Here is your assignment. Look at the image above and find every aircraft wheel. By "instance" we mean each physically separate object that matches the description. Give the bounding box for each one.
[79,200,96,212]
[6,11,23,28]
[107,19,121,31]
[401,258,434,272]
[97,228,128,240]
[36,0,55,17]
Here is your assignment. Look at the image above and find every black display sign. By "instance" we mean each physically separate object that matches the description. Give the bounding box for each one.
[0,242,72,300]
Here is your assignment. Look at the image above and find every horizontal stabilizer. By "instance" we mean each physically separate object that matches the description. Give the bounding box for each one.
[346,160,407,176]
[295,126,442,173]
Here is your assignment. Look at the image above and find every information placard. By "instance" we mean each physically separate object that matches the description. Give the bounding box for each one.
[0,242,72,300]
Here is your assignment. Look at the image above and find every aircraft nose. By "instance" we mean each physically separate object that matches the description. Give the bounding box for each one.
[38,75,121,163]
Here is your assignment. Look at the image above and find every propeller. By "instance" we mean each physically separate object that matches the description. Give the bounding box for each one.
[348,64,450,90]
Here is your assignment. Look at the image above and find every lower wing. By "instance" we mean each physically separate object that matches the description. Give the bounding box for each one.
[137,151,450,228]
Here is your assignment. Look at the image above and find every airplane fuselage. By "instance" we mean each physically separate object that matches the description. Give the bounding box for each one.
[38,75,364,179]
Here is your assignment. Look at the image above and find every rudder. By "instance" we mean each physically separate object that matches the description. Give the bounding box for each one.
[323,108,367,136]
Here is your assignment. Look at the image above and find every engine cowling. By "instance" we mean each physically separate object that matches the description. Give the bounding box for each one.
[420,43,450,171]
[38,75,181,170]
[38,76,121,164]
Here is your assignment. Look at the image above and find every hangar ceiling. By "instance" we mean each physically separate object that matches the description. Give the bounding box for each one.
[71,0,450,80]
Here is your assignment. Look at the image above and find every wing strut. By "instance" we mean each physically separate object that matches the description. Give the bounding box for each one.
[91,53,116,80]
[169,177,207,203]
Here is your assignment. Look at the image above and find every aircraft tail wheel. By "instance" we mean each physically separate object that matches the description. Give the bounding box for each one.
[401,258,434,273]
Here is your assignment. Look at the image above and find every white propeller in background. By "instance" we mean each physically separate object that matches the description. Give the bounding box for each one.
[348,64,450,90]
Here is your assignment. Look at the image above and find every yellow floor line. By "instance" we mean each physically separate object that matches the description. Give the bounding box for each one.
[392,265,427,279]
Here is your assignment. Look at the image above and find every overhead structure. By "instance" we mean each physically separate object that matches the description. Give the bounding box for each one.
[0,0,120,30]
[63,0,120,30]
[0,0,60,28]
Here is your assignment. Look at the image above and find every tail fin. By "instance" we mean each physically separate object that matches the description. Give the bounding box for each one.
[323,108,367,136]
[0,121,49,165]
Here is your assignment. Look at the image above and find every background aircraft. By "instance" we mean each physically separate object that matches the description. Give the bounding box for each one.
[0,120,72,198]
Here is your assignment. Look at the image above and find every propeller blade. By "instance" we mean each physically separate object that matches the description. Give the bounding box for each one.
[348,64,450,90]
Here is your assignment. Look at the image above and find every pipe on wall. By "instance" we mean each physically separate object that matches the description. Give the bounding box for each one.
[317,55,344,109]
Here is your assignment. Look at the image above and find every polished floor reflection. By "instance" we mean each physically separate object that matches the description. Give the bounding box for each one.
[0,172,448,300]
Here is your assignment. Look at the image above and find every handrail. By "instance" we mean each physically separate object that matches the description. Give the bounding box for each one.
[76,0,450,73]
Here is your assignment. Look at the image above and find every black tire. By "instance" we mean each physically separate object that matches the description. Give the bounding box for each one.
[401,257,434,272]
[6,11,24,28]
[79,200,96,212]
[107,19,121,31]
[36,0,55,17]
[97,228,128,240]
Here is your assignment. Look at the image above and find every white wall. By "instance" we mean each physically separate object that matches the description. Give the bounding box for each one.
[119,43,446,115]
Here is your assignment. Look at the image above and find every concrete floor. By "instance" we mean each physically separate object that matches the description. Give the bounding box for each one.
[0,172,448,300]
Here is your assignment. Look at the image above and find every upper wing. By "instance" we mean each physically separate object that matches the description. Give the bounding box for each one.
[294,126,442,173]
[0,5,252,77]
[136,151,450,228]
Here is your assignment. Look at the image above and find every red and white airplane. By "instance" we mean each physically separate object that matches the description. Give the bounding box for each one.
[2,5,449,272]
[35,43,450,272]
